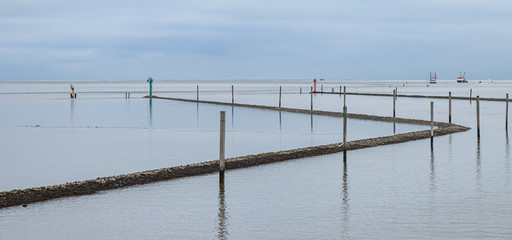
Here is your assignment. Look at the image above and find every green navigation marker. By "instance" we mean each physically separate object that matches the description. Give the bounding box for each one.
[147,77,153,96]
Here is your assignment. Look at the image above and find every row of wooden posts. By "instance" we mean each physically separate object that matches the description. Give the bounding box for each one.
[214,85,510,180]
[197,84,508,129]
[216,85,348,182]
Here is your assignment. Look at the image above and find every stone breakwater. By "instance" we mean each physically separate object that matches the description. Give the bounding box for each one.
[314,91,508,102]
[0,97,470,209]
[149,96,450,126]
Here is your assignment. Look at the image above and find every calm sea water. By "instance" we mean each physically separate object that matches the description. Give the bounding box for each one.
[1,80,511,239]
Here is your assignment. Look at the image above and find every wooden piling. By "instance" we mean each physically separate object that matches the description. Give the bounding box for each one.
[196,85,199,101]
[470,89,472,103]
[300,87,302,94]
[343,86,347,147]
[332,88,334,93]
[477,96,480,138]
[321,85,323,92]
[279,86,282,108]
[344,87,347,103]
[506,93,509,129]
[431,101,434,138]
[343,106,347,149]
[340,85,342,94]
[393,89,396,119]
[219,111,226,178]
[310,87,313,111]
[231,85,234,104]
[449,92,452,123]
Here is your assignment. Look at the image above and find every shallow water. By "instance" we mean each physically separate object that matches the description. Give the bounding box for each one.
[1,80,511,239]
[0,85,424,191]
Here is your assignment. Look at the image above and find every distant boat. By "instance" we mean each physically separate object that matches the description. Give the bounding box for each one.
[457,72,468,83]
[429,72,437,84]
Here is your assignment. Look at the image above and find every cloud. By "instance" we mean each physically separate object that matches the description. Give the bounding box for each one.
[0,0,511,80]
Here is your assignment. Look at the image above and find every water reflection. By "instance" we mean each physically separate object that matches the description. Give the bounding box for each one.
[231,106,235,130]
[217,180,229,240]
[125,96,130,123]
[279,111,282,132]
[341,151,350,238]
[448,134,453,162]
[476,138,482,191]
[148,98,153,128]
[196,103,199,128]
[506,131,510,185]
[310,114,314,133]
[430,139,436,192]
[70,98,75,124]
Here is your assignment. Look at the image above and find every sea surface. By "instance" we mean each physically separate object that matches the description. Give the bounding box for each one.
[1,79,511,239]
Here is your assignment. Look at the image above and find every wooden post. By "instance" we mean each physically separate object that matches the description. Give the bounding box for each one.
[231,85,234,104]
[506,93,509,129]
[300,87,302,94]
[470,89,472,103]
[196,85,199,101]
[477,96,480,138]
[343,86,347,148]
[343,86,346,107]
[332,88,334,93]
[340,85,342,94]
[393,89,397,117]
[279,86,282,108]
[219,111,226,179]
[310,87,313,111]
[449,92,452,123]
[321,85,323,92]
[431,101,434,138]
[395,87,398,100]
[343,105,347,149]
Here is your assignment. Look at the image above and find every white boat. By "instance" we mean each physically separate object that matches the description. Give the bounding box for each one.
[429,72,437,84]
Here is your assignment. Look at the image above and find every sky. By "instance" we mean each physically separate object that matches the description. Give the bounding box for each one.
[0,0,511,80]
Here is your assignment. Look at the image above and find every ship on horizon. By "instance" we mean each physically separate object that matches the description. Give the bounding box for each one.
[429,72,437,84]
[457,72,468,83]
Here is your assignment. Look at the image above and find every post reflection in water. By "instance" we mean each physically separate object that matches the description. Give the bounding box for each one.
[448,134,453,162]
[231,106,234,130]
[279,111,282,131]
[476,137,482,191]
[217,180,229,240]
[125,95,130,123]
[341,151,350,237]
[310,114,314,133]
[430,138,436,192]
[196,103,199,128]
[70,98,75,124]
[506,131,510,183]
[148,98,153,128]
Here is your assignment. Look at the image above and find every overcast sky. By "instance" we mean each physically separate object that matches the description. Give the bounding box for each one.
[1,0,511,80]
